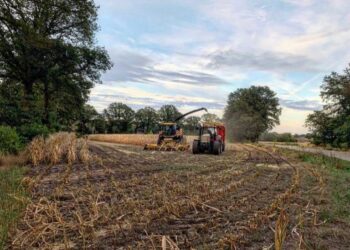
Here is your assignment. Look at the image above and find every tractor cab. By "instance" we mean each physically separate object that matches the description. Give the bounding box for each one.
[157,122,184,145]
[193,122,226,155]
[159,122,177,137]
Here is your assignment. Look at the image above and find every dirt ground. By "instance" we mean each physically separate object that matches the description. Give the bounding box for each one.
[9,142,350,249]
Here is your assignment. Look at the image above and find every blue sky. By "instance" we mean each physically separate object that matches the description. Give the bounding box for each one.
[90,0,350,133]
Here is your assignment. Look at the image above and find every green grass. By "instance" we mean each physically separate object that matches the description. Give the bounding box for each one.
[0,167,28,249]
[298,153,350,222]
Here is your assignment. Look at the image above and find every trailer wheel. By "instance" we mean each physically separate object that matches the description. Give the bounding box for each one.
[213,141,221,155]
[192,140,200,154]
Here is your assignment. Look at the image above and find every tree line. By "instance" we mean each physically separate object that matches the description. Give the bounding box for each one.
[78,103,221,135]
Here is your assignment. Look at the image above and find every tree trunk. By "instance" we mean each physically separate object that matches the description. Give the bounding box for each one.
[43,81,50,127]
[21,80,35,124]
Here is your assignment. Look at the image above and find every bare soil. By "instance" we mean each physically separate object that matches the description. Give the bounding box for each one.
[9,142,350,249]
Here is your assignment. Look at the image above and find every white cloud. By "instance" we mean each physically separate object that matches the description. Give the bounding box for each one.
[89,0,350,133]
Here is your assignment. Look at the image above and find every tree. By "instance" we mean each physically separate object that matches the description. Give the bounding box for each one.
[306,65,350,148]
[104,103,135,133]
[183,116,201,135]
[321,68,350,115]
[201,113,221,123]
[0,0,112,126]
[92,114,107,134]
[77,104,98,135]
[158,105,182,122]
[305,111,334,145]
[135,107,159,133]
[224,86,281,142]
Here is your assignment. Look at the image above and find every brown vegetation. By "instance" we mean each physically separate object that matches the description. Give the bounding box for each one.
[8,141,346,249]
[26,133,91,166]
[0,152,27,169]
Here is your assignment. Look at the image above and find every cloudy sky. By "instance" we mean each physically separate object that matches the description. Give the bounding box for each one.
[90,0,350,133]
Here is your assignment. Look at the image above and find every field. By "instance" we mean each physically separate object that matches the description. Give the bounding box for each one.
[5,135,350,249]
[88,134,199,147]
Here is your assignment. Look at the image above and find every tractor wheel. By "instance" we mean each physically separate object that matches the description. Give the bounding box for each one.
[213,141,221,155]
[192,140,200,154]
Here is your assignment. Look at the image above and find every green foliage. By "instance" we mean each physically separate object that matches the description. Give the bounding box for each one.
[183,116,201,135]
[77,104,99,135]
[201,113,221,123]
[0,0,112,128]
[260,132,297,142]
[135,107,159,133]
[298,153,350,222]
[306,65,350,148]
[17,123,50,143]
[0,126,22,155]
[104,103,135,133]
[158,105,182,122]
[224,86,281,142]
[0,167,28,249]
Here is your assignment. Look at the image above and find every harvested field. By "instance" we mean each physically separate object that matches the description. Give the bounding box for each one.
[9,141,350,249]
[89,134,199,147]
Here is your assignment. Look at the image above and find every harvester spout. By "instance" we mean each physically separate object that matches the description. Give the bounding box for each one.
[174,107,208,122]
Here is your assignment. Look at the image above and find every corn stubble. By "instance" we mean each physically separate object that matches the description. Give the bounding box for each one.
[11,141,327,249]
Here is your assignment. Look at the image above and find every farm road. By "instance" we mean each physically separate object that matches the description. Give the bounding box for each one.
[262,143,350,162]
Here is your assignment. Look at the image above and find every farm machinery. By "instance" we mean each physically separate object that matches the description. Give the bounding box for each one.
[192,122,226,155]
[144,107,208,151]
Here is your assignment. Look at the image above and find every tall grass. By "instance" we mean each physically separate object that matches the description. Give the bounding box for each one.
[0,167,28,249]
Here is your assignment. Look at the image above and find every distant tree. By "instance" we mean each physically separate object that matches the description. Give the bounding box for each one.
[104,103,135,133]
[0,0,112,126]
[306,65,350,148]
[158,105,182,122]
[183,116,201,134]
[259,132,296,142]
[201,113,221,123]
[77,104,98,135]
[93,114,107,134]
[135,107,159,133]
[224,86,281,142]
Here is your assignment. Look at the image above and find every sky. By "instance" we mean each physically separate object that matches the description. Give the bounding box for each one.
[89,0,350,134]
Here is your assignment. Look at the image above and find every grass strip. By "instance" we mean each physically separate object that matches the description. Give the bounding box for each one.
[0,167,27,249]
[298,152,350,222]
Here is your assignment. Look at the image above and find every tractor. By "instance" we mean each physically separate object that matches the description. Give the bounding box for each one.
[144,107,208,151]
[192,122,225,155]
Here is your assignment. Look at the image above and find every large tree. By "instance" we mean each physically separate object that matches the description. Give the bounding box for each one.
[135,107,159,133]
[104,103,135,133]
[0,0,112,126]
[158,105,182,122]
[306,65,350,147]
[224,86,281,142]
[183,116,201,134]
[201,113,221,123]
